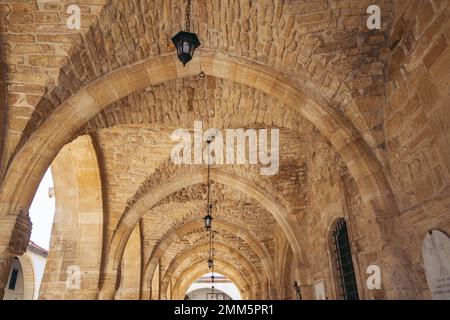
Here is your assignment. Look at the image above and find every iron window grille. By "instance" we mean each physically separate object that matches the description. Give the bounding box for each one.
[8,269,19,290]
[331,218,359,300]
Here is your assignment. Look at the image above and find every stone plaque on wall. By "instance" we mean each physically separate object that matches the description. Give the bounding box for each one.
[422,229,450,300]
[313,279,326,300]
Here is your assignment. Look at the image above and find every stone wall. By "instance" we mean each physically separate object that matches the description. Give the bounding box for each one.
[0,0,107,171]
[291,128,394,300]
[300,132,352,299]
[1,0,398,173]
[385,0,450,299]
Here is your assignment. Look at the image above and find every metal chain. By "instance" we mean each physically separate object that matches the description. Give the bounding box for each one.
[207,139,210,213]
[186,0,191,31]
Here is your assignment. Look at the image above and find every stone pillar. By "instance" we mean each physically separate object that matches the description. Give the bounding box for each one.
[0,210,32,299]
[376,217,418,299]
[300,284,313,300]
[268,280,281,299]
[98,271,119,300]
[0,253,13,300]
[160,282,168,300]
[292,263,312,299]
[357,212,417,299]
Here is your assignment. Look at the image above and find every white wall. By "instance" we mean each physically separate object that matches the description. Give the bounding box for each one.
[28,251,47,300]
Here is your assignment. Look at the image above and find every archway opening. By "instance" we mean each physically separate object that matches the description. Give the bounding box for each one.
[185,273,241,300]
[38,135,104,300]
[29,168,55,252]
[6,169,54,300]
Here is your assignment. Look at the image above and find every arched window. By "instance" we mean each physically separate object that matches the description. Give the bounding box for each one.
[330,218,359,300]
[4,258,24,300]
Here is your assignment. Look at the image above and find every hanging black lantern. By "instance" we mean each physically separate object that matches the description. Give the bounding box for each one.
[203,213,213,229]
[207,258,214,269]
[172,0,200,66]
[172,31,200,66]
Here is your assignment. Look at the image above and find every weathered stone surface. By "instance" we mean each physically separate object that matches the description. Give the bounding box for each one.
[0,0,448,301]
[2,0,397,171]
[384,0,450,299]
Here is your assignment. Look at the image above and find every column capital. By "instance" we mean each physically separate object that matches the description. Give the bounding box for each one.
[0,209,32,256]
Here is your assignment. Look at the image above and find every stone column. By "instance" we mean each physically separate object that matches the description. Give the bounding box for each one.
[160,288,167,300]
[0,210,32,300]
[269,280,281,299]
[376,216,418,299]
[356,212,418,299]
[0,253,13,300]
[98,271,119,300]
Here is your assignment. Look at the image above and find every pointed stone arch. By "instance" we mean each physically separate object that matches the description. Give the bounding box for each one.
[177,267,252,300]
[159,242,260,299]
[0,50,409,298]
[100,168,297,299]
[171,259,252,300]
[0,50,393,219]
[142,218,274,299]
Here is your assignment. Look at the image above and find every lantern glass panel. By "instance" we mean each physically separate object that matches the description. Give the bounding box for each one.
[182,41,190,53]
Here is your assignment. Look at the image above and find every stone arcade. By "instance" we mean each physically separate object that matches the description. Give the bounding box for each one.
[0,0,449,300]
